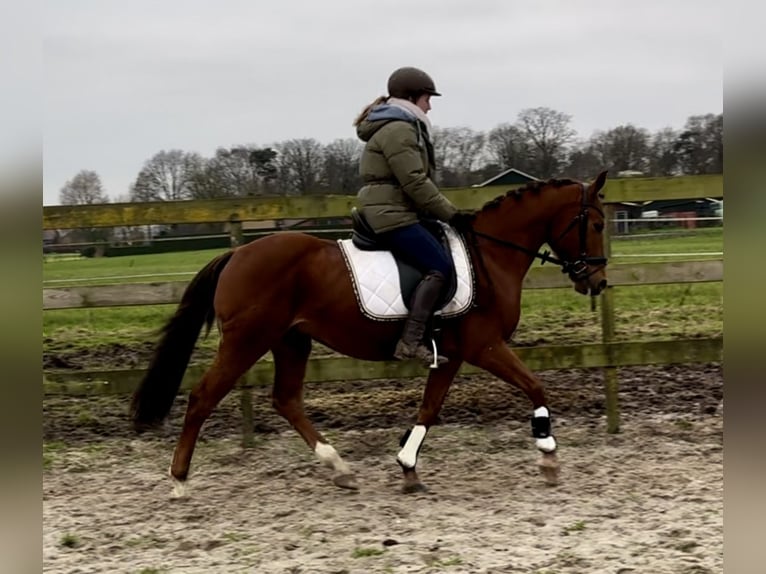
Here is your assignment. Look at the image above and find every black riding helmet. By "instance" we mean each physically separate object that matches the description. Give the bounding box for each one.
[387,67,442,100]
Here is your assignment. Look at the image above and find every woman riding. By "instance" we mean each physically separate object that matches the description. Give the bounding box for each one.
[353,66,472,366]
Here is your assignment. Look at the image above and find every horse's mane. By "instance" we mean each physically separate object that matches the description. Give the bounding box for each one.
[479,178,580,212]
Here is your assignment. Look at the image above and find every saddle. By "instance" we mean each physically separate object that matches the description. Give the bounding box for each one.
[350,208,458,310]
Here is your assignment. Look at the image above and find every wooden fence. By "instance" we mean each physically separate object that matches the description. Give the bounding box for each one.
[43,174,724,439]
[43,175,723,229]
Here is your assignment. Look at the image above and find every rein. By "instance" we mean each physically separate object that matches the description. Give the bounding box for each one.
[463,183,608,282]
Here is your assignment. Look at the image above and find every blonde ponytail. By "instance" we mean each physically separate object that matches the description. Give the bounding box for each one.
[353,95,388,126]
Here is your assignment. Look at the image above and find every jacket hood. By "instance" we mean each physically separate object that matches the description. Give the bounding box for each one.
[356,103,418,142]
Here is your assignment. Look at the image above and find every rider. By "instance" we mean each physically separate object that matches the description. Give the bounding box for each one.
[353,66,473,366]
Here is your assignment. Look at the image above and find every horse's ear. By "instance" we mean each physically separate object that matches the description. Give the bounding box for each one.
[591,170,608,198]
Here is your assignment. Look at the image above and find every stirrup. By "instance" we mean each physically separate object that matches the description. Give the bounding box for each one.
[394,340,448,368]
[428,338,447,369]
[414,340,448,369]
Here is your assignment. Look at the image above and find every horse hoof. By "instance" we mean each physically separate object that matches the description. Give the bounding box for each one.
[538,454,560,486]
[402,481,428,494]
[133,419,163,434]
[333,474,359,490]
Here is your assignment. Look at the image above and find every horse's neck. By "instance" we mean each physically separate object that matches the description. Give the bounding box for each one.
[469,188,576,335]
[474,196,554,277]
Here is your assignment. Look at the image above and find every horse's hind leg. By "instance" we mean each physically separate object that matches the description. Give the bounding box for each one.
[271,329,358,490]
[169,330,271,496]
[397,358,462,493]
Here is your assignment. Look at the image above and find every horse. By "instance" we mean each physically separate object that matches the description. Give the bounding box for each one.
[130,171,609,496]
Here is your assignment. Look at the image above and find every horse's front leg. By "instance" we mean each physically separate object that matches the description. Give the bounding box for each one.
[468,341,560,486]
[397,358,462,493]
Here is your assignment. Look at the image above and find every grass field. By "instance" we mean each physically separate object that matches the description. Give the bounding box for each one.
[609,226,722,261]
[43,248,221,285]
[42,227,723,362]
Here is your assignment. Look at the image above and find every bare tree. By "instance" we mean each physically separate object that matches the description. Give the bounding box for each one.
[275,139,325,195]
[589,124,650,174]
[249,147,279,194]
[647,127,681,176]
[565,142,604,181]
[129,150,206,201]
[674,113,723,175]
[431,126,455,185]
[432,127,486,186]
[187,162,227,200]
[193,146,256,199]
[59,170,109,205]
[322,138,362,194]
[517,107,576,178]
[486,123,534,174]
[58,170,111,246]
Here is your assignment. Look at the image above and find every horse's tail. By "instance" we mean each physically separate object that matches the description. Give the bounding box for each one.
[130,250,235,431]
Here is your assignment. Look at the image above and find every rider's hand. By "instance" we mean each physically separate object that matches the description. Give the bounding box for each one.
[449,211,475,230]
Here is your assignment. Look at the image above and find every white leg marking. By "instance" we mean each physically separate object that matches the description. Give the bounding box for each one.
[536,436,557,452]
[171,478,188,499]
[397,425,427,468]
[314,442,352,475]
[169,467,188,498]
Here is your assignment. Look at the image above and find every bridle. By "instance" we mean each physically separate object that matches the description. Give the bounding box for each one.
[466,183,608,283]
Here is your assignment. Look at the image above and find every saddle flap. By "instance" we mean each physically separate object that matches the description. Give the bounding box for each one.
[338,223,475,321]
[348,211,456,307]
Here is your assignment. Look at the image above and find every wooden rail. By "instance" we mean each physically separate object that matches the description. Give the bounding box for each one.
[42,260,723,310]
[44,338,723,396]
[42,175,724,229]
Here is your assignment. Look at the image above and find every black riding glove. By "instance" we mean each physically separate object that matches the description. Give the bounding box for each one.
[449,211,475,230]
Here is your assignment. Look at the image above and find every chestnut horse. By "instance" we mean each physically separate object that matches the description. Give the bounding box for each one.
[130,172,609,495]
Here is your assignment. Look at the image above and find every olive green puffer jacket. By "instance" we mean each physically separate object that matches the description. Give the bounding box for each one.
[355,104,457,233]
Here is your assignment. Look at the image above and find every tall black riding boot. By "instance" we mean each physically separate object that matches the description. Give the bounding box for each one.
[394,271,449,367]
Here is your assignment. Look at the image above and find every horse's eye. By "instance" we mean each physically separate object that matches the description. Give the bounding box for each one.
[593,222,604,233]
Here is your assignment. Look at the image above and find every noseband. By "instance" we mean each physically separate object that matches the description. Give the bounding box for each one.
[468,183,608,282]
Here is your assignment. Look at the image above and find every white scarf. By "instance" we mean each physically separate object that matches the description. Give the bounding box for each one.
[387,97,433,141]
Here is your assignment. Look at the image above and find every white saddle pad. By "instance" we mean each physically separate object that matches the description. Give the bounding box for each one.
[337,223,474,321]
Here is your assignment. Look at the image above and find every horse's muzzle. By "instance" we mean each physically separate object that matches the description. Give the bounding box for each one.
[591,277,608,296]
[573,272,607,296]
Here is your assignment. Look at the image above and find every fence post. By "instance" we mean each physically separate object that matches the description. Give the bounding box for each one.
[229,213,244,247]
[239,378,255,448]
[601,204,620,433]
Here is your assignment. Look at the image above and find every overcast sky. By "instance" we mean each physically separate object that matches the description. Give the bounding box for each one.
[43,0,722,205]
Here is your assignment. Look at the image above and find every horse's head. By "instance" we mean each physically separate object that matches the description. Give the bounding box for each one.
[545,171,609,296]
